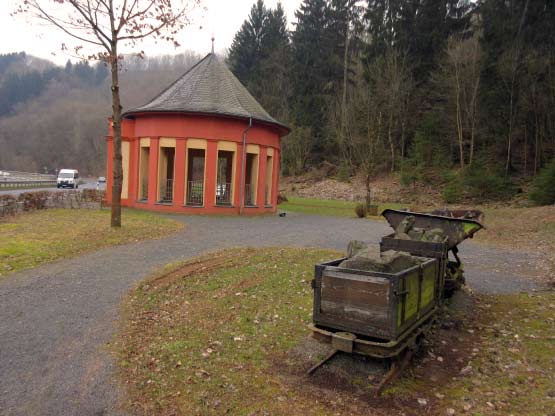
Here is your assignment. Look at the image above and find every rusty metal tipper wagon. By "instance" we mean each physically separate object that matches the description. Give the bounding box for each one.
[380,209,483,295]
[308,209,484,392]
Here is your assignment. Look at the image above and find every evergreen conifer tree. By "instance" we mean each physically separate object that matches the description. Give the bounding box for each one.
[227,0,269,88]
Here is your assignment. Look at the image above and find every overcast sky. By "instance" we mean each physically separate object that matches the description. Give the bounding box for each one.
[0,0,301,66]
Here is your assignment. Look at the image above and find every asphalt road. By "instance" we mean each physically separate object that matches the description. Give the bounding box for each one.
[0,179,105,197]
[0,212,544,415]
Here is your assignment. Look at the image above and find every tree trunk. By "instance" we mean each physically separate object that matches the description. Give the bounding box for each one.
[523,122,527,175]
[469,74,480,166]
[400,118,406,160]
[534,115,540,174]
[388,113,395,172]
[365,173,371,208]
[505,90,514,175]
[505,0,529,175]
[110,43,123,228]
[340,24,350,166]
[455,68,465,168]
[469,119,475,166]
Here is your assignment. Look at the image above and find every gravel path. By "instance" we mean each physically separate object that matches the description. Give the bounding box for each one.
[0,212,542,416]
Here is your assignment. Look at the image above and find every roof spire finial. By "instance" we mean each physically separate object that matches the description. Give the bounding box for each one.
[211,35,215,54]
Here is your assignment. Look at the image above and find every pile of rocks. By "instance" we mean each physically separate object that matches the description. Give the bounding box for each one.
[394,215,447,243]
[339,240,423,273]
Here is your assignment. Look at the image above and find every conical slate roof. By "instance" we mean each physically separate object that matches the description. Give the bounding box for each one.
[124,53,289,132]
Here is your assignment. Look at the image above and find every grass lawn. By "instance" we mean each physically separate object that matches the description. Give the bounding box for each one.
[436,292,555,415]
[475,205,555,248]
[117,248,351,416]
[279,196,406,217]
[117,248,555,416]
[474,205,555,284]
[0,208,182,276]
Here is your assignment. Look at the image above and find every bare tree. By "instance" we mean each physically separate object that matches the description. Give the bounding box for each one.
[498,0,530,175]
[15,0,199,227]
[436,33,482,167]
[347,61,388,207]
[367,49,412,172]
[281,126,313,175]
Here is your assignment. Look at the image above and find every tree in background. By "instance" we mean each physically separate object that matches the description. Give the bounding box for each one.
[291,0,365,162]
[16,0,199,227]
[367,49,413,172]
[281,126,314,175]
[328,0,365,170]
[228,1,290,121]
[434,33,482,168]
[480,0,555,175]
[258,3,291,121]
[5,0,555,204]
[365,0,471,82]
[290,0,332,156]
[228,0,268,88]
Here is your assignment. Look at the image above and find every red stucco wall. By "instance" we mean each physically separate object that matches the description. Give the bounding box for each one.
[105,113,284,215]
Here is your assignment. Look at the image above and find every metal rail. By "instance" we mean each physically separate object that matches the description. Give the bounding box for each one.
[186,180,204,206]
[0,180,57,189]
[216,182,232,205]
[160,179,174,203]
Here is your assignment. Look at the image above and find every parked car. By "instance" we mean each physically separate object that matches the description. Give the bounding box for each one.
[57,169,79,188]
[98,176,106,183]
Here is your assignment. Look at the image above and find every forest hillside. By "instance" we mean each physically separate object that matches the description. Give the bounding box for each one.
[0,51,201,175]
[227,0,555,204]
[2,0,555,205]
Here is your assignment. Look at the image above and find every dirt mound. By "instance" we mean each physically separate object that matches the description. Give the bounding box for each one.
[281,172,443,205]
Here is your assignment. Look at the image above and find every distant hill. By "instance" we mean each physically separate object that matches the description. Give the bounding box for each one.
[0,52,55,80]
[0,50,201,175]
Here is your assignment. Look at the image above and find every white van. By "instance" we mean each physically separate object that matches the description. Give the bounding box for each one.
[57,169,79,188]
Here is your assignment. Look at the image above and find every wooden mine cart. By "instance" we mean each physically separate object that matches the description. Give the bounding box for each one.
[308,209,484,391]
[309,255,441,392]
[311,257,440,350]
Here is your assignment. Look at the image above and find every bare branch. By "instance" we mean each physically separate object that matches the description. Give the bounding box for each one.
[24,1,105,47]
[120,7,189,41]
[67,0,113,47]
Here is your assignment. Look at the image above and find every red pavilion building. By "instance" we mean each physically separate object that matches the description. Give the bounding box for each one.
[104,53,289,215]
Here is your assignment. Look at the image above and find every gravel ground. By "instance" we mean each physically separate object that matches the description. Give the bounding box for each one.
[0,212,543,416]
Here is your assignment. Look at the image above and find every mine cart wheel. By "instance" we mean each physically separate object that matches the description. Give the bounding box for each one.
[444,260,465,297]
[375,348,414,396]
[306,349,339,376]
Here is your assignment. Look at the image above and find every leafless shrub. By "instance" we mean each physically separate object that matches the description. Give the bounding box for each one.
[277,193,288,204]
[18,191,49,211]
[354,203,367,218]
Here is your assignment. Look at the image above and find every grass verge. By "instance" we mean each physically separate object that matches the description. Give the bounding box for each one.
[279,197,405,217]
[428,292,555,415]
[117,248,351,416]
[475,205,555,285]
[117,248,555,416]
[475,205,555,249]
[0,208,182,276]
